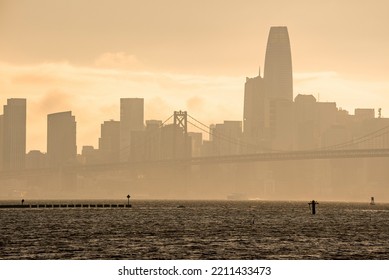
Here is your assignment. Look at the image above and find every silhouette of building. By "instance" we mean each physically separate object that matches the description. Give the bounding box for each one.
[81,145,100,165]
[129,130,147,162]
[128,120,163,161]
[99,120,120,163]
[0,115,3,170]
[160,124,190,160]
[47,111,77,167]
[2,98,26,170]
[354,109,375,122]
[120,98,144,162]
[269,99,294,150]
[212,121,242,156]
[144,120,162,160]
[243,74,268,151]
[293,94,320,150]
[188,132,202,157]
[264,26,293,102]
[243,26,293,151]
[26,150,46,169]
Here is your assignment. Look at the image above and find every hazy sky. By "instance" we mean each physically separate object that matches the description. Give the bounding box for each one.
[1,0,388,152]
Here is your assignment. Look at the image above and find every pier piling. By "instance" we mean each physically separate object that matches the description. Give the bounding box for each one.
[308,200,319,215]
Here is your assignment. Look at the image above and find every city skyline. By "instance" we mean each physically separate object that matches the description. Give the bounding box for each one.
[1,1,389,152]
[2,1,389,264]
[1,25,388,161]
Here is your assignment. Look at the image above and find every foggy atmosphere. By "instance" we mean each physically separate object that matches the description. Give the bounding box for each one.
[1,0,389,261]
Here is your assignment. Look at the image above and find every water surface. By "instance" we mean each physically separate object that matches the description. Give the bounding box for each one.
[0,200,388,259]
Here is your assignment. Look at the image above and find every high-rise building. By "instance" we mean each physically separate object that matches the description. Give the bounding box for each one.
[81,145,100,165]
[128,120,164,162]
[188,132,202,157]
[243,26,293,151]
[26,150,46,169]
[47,111,77,167]
[293,94,319,150]
[2,98,26,170]
[120,98,144,161]
[160,124,190,160]
[264,26,293,102]
[212,121,242,156]
[99,120,120,163]
[144,120,162,160]
[0,115,3,170]
[243,74,268,150]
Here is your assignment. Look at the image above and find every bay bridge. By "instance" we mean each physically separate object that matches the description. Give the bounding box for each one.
[84,110,389,169]
[1,111,389,201]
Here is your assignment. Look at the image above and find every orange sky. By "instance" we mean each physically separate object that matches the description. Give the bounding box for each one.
[1,0,389,152]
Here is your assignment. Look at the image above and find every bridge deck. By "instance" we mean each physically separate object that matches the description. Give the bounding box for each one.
[1,149,389,177]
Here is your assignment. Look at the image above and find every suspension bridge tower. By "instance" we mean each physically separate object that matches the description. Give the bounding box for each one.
[174,111,188,134]
[173,111,190,159]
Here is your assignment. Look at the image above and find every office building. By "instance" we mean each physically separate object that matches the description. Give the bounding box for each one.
[47,111,77,167]
[160,124,190,160]
[0,115,3,170]
[120,98,144,161]
[144,120,162,160]
[264,26,293,102]
[243,26,293,151]
[99,120,120,163]
[188,132,202,157]
[128,120,164,162]
[355,109,375,122]
[2,98,26,170]
[212,121,242,156]
[243,74,267,146]
[81,145,100,165]
[293,94,319,150]
[26,150,46,169]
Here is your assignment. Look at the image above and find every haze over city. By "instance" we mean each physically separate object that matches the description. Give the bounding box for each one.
[2,2,389,264]
[1,0,389,152]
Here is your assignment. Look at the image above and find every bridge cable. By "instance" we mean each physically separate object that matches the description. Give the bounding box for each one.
[319,124,389,150]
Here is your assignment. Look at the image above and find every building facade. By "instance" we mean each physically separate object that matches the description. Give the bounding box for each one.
[264,26,293,102]
[47,111,77,168]
[2,98,27,170]
[243,26,293,151]
[99,120,120,163]
[120,98,144,162]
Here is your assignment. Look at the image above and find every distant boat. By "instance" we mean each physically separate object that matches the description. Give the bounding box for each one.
[227,193,249,200]
[370,197,375,205]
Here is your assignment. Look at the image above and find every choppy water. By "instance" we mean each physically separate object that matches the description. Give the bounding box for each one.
[0,200,388,259]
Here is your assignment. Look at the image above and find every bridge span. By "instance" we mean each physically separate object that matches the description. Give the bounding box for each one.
[70,148,389,173]
[1,148,389,177]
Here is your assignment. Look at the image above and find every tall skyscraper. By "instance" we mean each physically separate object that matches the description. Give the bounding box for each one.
[0,114,3,170]
[264,26,293,101]
[120,98,144,162]
[47,111,77,167]
[2,98,26,170]
[243,26,293,151]
[243,74,266,142]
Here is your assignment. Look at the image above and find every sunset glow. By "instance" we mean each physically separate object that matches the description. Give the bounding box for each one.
[1,0,388,152]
